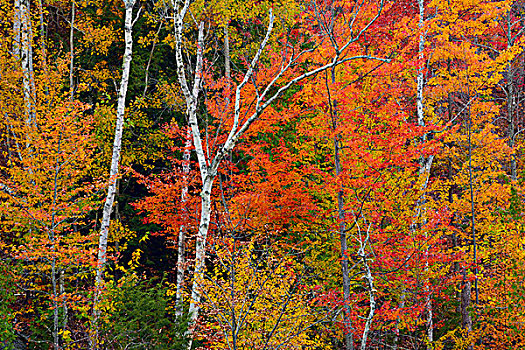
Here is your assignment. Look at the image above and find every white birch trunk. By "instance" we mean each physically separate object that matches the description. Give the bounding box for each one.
[359,248,375,350]
[224,25,231,81]
[20,0,35,125]
[504,11,518,181]
[355,218,376,350]
[69,1,75,100]
[187,176,214,322]
[416,0,425,134]
[50,133,64,350]
[51,258,59,349]
[181,16,279,346]
[13,0,21,60]
[60,270,68,333]
[171,4,206,342]
[416,0,434,345]
[175,127,192,317]
[37,0,47,66]
[14,0,35,127]
[92,1,136,347]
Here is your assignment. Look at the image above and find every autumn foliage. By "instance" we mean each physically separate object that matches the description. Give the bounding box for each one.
[2,0,525,349]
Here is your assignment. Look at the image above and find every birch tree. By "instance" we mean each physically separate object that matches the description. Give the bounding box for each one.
[13,0,35,126]
[92,0,139,346]
[354,216,376,350]
[500,3,525,181]
[175,127,192,317]
[169,0,389,346]
[415,0,435,345]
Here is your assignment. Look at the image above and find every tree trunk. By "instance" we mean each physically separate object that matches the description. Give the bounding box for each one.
[415,0,434,346]
[465,98,478,349]
[327,63,354,350]
[69,0,75,100]
[13,0,35,128]
[359,251,375,350]
[175,127,192,317]
[505,11,518,182]
[224,25,231,81]
[461,281,472,331]
[336,134,354,350]
[13,0,21,60]
[60,269,68,334]
[506,62,516,180]
[186,177,214,349]
[50,132,64,350]
[461,275,473,338]
[51,259,59,350]
[20,0,35,126]
[92,1,136,347]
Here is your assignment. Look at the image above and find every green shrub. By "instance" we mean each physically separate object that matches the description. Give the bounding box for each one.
[100,274,189,350]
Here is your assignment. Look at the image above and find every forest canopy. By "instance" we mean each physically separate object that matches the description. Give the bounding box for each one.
[1,0,525,349]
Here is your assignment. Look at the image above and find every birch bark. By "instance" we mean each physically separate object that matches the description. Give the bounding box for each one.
[50,132,64,350]
[357,222,375,350]
[175,127,192,317]
[69,1,75,100]
[10,0,35,202]
[20,0,35,126]
[92,0,137,347]
[503,8,522,182]
[13,0,21,60]
[415,0,434,346]
[171,6,206,339]
[173,22,231,320]
[13,0,35,126]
